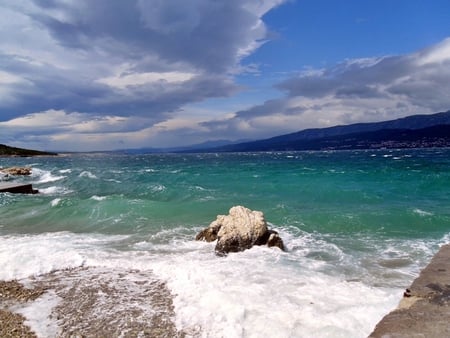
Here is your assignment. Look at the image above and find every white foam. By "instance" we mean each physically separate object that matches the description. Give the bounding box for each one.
[32,168,65,183]
[50,198,62,207]
[15,290,61,338]
[0,233,86,280]
[79,171,98,179]
[105,178,121,183]
[151,184,166,192]
[90,195,108,201]
[59,169,72,174]
[148,243,400,338]
[413,208,434,216]
[0,233,128,281]
[39,186,72,195]
[0,230,442,337]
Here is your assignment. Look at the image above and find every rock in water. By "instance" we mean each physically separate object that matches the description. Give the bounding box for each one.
[0,167,32,176]
[196,206,285,255]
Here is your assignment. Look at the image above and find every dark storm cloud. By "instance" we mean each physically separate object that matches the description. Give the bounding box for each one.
[28,0,267,73]
[0,0,281,122]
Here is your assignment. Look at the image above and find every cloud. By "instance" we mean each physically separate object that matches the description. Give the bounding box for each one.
[1,1,449,151]
[202,37,450,140]
[0,0,284,123]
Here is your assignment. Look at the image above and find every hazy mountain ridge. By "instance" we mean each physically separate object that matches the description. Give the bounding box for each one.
[118,139,252,154]
[204,110,450,152]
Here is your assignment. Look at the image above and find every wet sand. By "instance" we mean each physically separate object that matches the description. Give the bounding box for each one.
[369,244,450,337]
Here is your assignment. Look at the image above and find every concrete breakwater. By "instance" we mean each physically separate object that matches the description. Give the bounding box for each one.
[0,183,38,194]
[369,244,450,337]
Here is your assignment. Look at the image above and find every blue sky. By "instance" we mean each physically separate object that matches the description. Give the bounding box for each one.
[0,0,449,151]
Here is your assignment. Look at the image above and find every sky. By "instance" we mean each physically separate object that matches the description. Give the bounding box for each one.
[0,0,449,152]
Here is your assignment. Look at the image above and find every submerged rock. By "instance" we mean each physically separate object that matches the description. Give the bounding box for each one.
[196,206,285,254]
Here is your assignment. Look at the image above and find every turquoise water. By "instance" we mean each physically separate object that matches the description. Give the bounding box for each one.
[1,149,450,337]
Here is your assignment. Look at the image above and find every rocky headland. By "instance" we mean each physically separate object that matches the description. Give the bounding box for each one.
[0,144,57,157]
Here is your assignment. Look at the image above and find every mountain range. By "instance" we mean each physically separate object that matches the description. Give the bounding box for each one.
[198,110,450,152]
[2,110,450,154]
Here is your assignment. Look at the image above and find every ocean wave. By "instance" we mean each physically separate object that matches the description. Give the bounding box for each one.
[50,198,62,207]
[151,184,166,192]
[413,208,434,217]
[32,168,66,183]
[39,186,72,195]
[90,195,108,201]
[79,171,98,179]
[0,228,440,338]
[104,178,121,183]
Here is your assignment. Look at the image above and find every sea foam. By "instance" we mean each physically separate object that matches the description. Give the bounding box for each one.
[32,168,65,183]
[0,229,441,338]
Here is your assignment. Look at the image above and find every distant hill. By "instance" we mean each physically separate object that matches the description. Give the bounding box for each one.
[203,110,450,152]
[0,144,57,156]
[119,139,252,154]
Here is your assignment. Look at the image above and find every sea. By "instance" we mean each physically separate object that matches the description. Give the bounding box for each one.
[1,148,450,337]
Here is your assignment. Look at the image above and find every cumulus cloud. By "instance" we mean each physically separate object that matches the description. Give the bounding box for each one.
[1,0,449,151]
[0,0,283,122]
[203,37,450,140]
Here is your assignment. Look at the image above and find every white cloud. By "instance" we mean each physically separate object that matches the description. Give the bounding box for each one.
[0,0,285,124]
[97,71,197,89]
[199,37,450,141]
[1,0,448,151]
[416,37,450,66]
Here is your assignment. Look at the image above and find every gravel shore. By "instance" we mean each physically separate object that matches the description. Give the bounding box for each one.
[0,268,185,337]
[0,280,44,337]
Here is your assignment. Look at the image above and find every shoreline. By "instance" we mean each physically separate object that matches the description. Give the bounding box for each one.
[0,267,185,337]
[0,280,45,337]
[2,245,449,337]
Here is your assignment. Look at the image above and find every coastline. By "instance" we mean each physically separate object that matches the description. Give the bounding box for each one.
[369,244,450,337]
[1,150,449,336]
[4,244,449,337]
[0,267,185,337]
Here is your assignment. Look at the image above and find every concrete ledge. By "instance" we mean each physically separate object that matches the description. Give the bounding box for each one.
[0,183,38,194]
[369,244,450,337]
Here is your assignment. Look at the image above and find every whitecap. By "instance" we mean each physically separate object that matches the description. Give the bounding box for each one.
[50,198,62,207]
[32,168,65,183]
[105,178,121,183]
[413,208,434,217]
[90,195,107,201]
[79,171,98,179]
[151,184,166,192]
[39,186,72,195]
